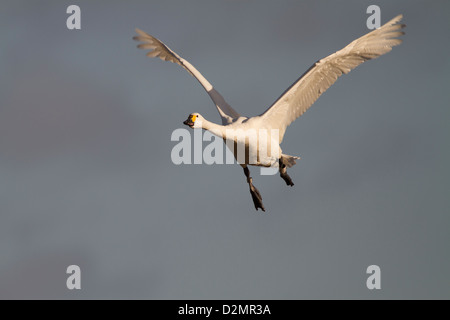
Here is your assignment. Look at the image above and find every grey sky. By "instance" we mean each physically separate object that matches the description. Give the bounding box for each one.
[0,1,449,299]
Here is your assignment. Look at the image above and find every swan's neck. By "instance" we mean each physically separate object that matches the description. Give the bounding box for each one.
[200,119,225,138]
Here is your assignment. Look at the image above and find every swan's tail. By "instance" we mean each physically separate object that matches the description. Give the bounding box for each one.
[281,154,300,168]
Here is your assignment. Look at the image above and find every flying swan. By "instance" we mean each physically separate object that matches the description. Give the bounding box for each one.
[134,15,405,212]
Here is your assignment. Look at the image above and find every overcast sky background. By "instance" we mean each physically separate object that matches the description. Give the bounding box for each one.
[0,0,449,299]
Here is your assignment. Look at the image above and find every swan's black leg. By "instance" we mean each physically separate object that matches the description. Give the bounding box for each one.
[279,159,294,186]
[243,165,265,212]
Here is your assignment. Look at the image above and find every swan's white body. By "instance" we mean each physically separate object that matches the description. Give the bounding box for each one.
[134,15,405,211]
[196,115,283,167]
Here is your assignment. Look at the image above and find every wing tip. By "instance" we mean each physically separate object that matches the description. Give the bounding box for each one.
[389,14,404,26]
[134,28,147,37]
[393,14,403,22]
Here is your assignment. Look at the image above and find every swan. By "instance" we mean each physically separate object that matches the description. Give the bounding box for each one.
[133,15,405,212]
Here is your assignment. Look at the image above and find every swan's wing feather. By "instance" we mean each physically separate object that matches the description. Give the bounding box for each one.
[134,29,240,124]
[259,15,405,138]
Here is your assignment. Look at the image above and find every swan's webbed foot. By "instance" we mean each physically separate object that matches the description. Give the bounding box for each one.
[243,166,266,212]
[279,161,294,186]
[248,178,265,212]
[280,172,294,186]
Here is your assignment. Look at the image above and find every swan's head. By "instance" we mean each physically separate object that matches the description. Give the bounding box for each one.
[183,113,203,129]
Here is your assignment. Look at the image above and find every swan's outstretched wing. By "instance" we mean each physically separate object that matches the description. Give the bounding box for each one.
[259,15,405,141]
[133,29,240,125]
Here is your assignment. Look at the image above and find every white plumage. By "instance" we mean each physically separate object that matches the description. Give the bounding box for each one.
[134,15,405,211]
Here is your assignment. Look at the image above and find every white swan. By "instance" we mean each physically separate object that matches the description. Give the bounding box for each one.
[134,15,405,212]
